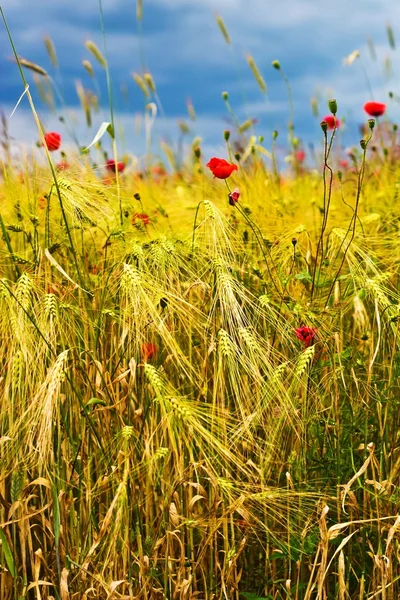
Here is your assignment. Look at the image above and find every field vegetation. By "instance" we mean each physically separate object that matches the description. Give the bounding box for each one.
[1,5,400,599]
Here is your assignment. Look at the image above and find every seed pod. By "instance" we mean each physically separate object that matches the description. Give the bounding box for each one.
[328,99,338,115]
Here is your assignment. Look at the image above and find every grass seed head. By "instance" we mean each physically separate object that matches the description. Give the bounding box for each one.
[85,40,107,68]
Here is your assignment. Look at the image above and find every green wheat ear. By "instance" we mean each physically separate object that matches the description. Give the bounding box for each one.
[294,346,315,378]
[218,328,235,359]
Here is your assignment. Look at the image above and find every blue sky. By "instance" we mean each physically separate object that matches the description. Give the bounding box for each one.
[1,0,399,162]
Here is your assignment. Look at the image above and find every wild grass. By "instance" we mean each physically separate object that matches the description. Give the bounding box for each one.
[2,5,400,600]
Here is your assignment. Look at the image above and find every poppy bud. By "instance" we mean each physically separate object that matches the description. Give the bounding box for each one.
[224,130,231,141]
[228,187,240,205]
[258,135,264,143]
[159,297,168,309]
[194,147,201,159]
[243,230,249,243]
[368,118,375,130]
[222,91,229,101]
[292,137,299,148]
[272,130,279,140]
[393,124,398,132]
[320,121,328,133]
[291,238,297,246]
[134,192,141,200]
[272,60,281,70]
[337,171,343,182]
[389,91,394,98]
[328,99,338,115]
[234,152,241,162]
[360,139,367,150]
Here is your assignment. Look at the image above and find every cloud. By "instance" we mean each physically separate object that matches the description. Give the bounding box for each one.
[1,0,399,153]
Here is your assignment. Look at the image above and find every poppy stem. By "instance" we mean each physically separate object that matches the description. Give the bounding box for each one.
[311,123,337,299]
[325,130,373,306]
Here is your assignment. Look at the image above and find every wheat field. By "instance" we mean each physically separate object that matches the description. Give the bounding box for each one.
[1,4,400,599]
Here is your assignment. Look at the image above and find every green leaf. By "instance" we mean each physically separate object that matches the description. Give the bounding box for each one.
[85,121,114,150]
[85,398,107,408]
[51,485,60,548]
[0,529,16,577]
[295,271,313,283]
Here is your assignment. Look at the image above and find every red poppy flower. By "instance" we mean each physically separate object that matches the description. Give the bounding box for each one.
[44,132,61,152]
[132,213,150,226]
[106,159,126,173]
[142,342,157,361]
[295,150,306,162]
[228,187,240,206]
[56,160,70,171]
[295,326,317,348]
[206,157,238,179]
[152,165,167,177]
[322,115,341,130]
[363,101,386,117]
[339,159,349,169]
